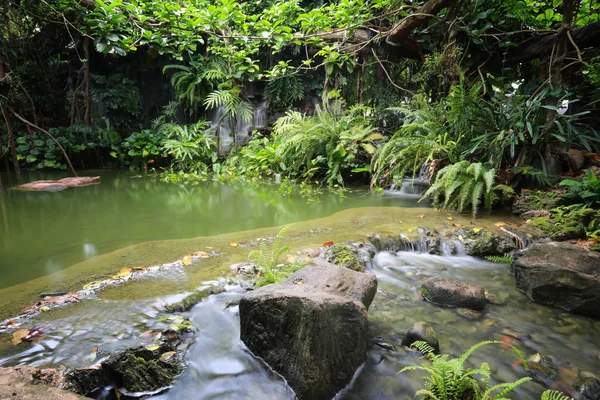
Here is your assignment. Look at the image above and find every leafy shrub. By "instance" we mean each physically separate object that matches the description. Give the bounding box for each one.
[224,133,279,177]
[421,161,514,217]
[159,120,215,172]
[560,169,600,208]
[400,340,531,400]
[110,129,165,169]
[273,102,383,186]
[265,75,305,108]
[90,73,142,131]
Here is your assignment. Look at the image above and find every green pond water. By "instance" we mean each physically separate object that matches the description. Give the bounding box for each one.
[0,170,410,315]
[0,172,598,400]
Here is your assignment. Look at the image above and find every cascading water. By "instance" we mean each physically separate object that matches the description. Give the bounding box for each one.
[210,101,269,152]
[384,163,431,199]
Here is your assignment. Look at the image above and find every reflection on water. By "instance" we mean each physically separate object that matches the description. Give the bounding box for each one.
[1,250,599,399]
[0,171,409,290]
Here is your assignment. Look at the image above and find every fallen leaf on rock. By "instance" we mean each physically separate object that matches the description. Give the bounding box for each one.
[182,255,192,266]
[417,214,425,219]
[11,329,30,345]
[90,346,98,363]
[472,227,481,233]
[192,251,209,258]
[160,351,176,362]
[229,242,238,247]
[132,266,146,271]
[146,344,161,351]
[119,267,132,275]
[323,241,334,247]
[494,222,505,227]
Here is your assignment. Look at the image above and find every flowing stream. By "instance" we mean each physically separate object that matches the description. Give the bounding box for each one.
[0,174,598,399]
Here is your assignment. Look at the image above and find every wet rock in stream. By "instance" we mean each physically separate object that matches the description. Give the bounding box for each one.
[164,285,225,313]
[421,277,487,310]
[401,321,440,353]
[512,242,600,318]
[576,377,600,400]
[239,263,377,400]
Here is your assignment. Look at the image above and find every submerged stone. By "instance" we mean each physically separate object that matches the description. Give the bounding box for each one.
[401,321,440,354]
[239,263,377,400]
[512,242,600,318]
[456,308,483,320]
[0,366,87,400]
[164,286,225,313]
[421,277,487,310]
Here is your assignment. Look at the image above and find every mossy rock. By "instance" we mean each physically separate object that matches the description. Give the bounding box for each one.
[531,205,597,241]
[103,345,183,393]
[165,286,225,313]
[326,244,364,272]
[512,190,562,215]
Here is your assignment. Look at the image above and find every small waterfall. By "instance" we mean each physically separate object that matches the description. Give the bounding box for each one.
[210,101,268,152]
[384,163,431,198]
[440,233,466,256]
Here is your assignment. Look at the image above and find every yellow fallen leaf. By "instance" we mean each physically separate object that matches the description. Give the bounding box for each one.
[146,344,161,351]
[119,267,133,275]
[417,214,425,219]
[495,222,505,227]
[473,227,481,233]
[11,329,30,345]
[160,351,176,361]
[407,228,413,233]
[132,266,146,271]
[447,217,453,221]
[182,255,192,266]
[229,242,238,247]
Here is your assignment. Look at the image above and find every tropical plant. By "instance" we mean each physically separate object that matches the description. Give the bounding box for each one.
[540,390,574,400]
[249,225,303,287]
[273,101,383,186]
[110,129,165,169]
[203,84,253,149]
[484,253,512,264]
[421,161,514,217]
[371,95,457,187]
[560,169,600,208]
[159,120,215,172]
[400,340,531,400]
[225,133,279,177]
[90,73,142,131]
[264,74,305,108]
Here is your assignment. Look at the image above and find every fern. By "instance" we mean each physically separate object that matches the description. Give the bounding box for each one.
[400,340,531,400]
[541,390,574,400]
[265,74,305,107]
[421,161,514,218]
[248,224,304,287]
[484,253,512,264]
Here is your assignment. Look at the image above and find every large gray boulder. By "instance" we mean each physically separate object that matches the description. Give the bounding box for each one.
[421,277,487,310]
[512,242,600,318]
[239,263,377,400]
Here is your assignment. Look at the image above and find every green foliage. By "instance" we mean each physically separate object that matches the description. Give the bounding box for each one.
[560,169,600,208]
[265,75,305,108]
[541,390,574,400]
[110,129,165,169]
[422,161,514,217]
[400,340,530,400]
[159,120,215,172]
[273,102,383,186]
[224,133,279,178]
[248,225,303,287]
[90,74,142,131]
[10,126,111,170]
[371,96,455,186]
[484,253,512,264]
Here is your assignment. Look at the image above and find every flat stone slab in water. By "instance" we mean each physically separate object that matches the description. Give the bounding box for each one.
[19,176,100,191]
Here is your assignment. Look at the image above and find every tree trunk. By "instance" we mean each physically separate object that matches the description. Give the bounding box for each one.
[1,106,22,183]
[84,37,91,125]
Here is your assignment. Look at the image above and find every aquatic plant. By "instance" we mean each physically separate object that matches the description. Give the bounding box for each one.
[421,161,514,218]
[400,340,531,400]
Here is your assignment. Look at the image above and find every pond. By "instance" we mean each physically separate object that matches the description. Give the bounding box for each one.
[0,173,598,400]
[0,171,408,317]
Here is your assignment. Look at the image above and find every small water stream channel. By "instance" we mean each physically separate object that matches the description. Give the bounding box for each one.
[0,173,598,399]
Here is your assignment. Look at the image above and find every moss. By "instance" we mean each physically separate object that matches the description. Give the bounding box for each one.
[165,286,225,312]
[531,205,596,241]
[512,190,562,215]
[327,244,364,272]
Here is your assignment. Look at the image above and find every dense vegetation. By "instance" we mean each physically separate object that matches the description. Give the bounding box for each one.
[1,0,600,218]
